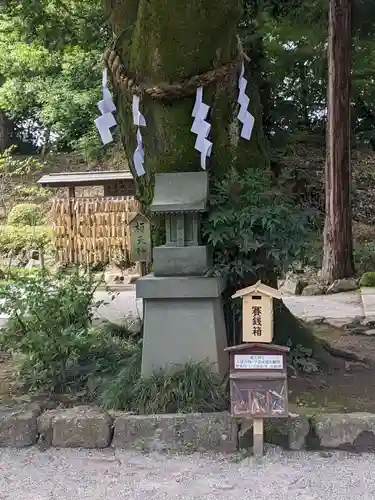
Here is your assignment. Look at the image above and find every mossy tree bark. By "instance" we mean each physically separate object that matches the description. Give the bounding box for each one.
[103,0,332,357]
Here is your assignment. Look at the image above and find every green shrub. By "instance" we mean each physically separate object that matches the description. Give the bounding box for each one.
[354,241,375,274]
[0,267,228,413]
[99,356,228,414]
[7,203,44,226]
[0,225,51,253]
[359,272,375,288]
[0,268,109,391]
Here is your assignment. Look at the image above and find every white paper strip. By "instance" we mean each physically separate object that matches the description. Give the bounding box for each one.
[236,62,255,141]
[94,68,117,146]
[190,86,212,170]
[133,128,146,176]
[102,68,108,89]
[132,95,146,127]
[192,87,203,117]
[98,98,116,114]
[131,97,146,177]
[94,117,114,145]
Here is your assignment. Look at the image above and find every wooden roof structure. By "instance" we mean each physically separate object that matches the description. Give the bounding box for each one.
[231,280,281,300]
[38,170,133,188]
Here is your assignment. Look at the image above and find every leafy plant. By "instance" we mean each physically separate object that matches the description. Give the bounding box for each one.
[287,341,319,375]
[359,271,375,288]
[0,225,51,253]
[0,147,44,214]
[354,241,375,275]
[204,167,313,289]
[99,357,228,414]
[0,268,107,391]
[7,203,44,226]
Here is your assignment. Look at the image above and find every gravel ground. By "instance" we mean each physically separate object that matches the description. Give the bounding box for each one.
[0,447,373,499]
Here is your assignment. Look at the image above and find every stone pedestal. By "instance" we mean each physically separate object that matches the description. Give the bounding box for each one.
[136,274,228,377]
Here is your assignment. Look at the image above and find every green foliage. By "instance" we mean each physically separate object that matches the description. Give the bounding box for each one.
[359,271,375,288]
[0,225,50,253]
[7,203,44,226]
[0,147,45,209]
[204,167,313,289]
[0,268,107,391]
[354,241,375,275]
[99,356,228,414]
[287,340,319,375]
[0,0,108,152]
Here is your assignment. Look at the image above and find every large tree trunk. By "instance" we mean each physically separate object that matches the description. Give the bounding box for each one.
[103,0,331,356]
[322,0,355,282]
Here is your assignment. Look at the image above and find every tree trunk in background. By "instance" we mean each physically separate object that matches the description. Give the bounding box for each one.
[322,0,355,282]
[0,110,14,153]
[104,0,332,356]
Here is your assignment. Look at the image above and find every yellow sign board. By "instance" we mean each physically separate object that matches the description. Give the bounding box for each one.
[232,281,281,343]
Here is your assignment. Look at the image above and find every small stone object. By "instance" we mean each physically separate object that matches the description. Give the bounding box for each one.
[29,249,40,260]
[0,405,40,447]
[128,274,140,284]
[326,279,358,294]
[25,258,41,269]
[113,275,125,283]
[37,406,112,448]
[301,284,326,296]
[280,279,307,296]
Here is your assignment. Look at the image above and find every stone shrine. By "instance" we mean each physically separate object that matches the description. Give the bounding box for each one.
[136,171,228,376]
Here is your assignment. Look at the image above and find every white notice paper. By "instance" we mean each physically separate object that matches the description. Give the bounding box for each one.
[234,354,283,370]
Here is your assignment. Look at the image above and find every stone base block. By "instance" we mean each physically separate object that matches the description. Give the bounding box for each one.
[112,412,236,453]
[0,405,40,447]
[37,406,112,448]
[315,413,375,451]
[137,275,228,377]
[153,245,212,277]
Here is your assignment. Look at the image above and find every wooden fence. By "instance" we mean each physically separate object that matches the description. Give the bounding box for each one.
[50,196,140,265]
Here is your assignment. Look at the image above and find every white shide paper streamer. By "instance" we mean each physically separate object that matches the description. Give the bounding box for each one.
[191,87,212,170]
[237,63,255,140]
[95,68,117,145]
[132,94,146,176]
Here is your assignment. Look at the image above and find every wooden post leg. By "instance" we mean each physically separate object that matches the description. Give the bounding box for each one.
[253,418,264,457]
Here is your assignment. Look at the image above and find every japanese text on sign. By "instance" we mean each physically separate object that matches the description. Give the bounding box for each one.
[234,354,283,370]
[129,214,151,262]
[252,305,262,337]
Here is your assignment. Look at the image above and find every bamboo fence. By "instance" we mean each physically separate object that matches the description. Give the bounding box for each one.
[50,196,140,265]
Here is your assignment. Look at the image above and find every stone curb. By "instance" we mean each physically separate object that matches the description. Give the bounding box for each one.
[1,406,375,453]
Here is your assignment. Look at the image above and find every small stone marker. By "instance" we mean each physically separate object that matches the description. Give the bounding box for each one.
[128,213,151,263]
[231,280,281,343]
[228,281,288,457]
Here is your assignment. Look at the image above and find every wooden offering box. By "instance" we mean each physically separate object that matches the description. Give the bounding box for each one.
[225,343,289,418]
